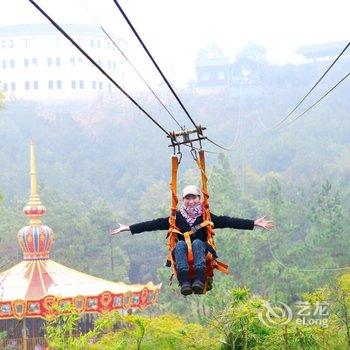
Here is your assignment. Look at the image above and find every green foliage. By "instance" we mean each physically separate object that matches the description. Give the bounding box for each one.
[262,324,320,350]
[213,280,350,349]
[45,311,220,350]
[45,304,97,350]
[0,331,7,349]
[0,69,349,347]
[213,287,271,349]
[0,331,6,339]
[209,153,242,216]
[327,273,350,348]
[44,276,350,349]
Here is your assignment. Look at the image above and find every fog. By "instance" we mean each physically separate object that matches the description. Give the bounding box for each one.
[1,0,349,87]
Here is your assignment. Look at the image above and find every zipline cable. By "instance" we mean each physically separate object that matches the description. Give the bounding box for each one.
[28,0,171,138]
[77,0,183,130]
[112,0,235,152]
[206,137,230,151]
[111,0,198,129]
[277,71,350,130]
[273,41,350,129]
[101,27,183,130]
[268,233,350,272]
[183,143,220,155]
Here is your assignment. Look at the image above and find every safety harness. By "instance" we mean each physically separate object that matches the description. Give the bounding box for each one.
[166,149,228,294]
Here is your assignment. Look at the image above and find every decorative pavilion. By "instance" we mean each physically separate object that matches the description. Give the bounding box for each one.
[0,142,161,349]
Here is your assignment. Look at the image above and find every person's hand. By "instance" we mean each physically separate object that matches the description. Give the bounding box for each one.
[254,216,274,230]
[111,224,130,236]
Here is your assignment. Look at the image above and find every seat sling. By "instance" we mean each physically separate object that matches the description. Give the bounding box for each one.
[166,149,228,294]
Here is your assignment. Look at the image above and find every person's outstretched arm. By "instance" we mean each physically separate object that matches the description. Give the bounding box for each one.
[211,214,273,230]
[111,217,169,236]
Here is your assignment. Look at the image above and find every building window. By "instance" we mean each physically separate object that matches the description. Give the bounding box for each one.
[97,40,100,48]
[113,61,116,70]
[11,82,16,91]
[24,58,29,67]
[32,58,38,67]
[25,81,30,90]
[57,80,62,89]
[71,80,76,89]
[79,80,84,89]
[10,60,14,68]
[92,81,96,90]
[1,40,5,49]
[2,83,8,91]
[47,58,53,66]
[8,40,14,48]
[98,81,103,89]
[33,81,39,89]
[218,72,225,80]
[2,60,6,69]
[23,38,28,48]
[108,60,111,69]
[56,57,61,66]
[70,57,75,66]
[202,73,210,81]
[90,39,94,48]
[48,80,54,89]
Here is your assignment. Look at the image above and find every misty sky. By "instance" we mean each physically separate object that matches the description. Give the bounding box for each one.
[1,0,349,87]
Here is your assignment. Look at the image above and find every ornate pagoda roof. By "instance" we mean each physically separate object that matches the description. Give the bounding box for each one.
[0,142,161,319]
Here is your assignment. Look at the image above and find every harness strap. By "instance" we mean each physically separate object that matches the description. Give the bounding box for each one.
[183,231,193,263]
[171,220,213,237]
[212,259,229,274]
[197,150,216,248]
[171,220,213,264]
[167,149,230,289]
[167,155,180,274]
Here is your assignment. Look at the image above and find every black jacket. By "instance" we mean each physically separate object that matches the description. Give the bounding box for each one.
[130,212,254,243]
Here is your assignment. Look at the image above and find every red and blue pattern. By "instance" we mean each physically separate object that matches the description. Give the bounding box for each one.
[17,224,54,260]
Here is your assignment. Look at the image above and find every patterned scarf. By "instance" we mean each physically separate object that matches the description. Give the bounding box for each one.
[180,203,203,226]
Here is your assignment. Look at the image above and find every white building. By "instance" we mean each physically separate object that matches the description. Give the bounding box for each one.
[0,23,125,101]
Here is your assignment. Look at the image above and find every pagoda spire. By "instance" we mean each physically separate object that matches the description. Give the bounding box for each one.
[19,141,54,260]
[29,141,42,206]
[23,141,46,225]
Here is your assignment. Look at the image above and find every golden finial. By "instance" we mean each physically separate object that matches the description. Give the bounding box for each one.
[18,141,53,260]
[23,141,46,224]
[28,141,41,207]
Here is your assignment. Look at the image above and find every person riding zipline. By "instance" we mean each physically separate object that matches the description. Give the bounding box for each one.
[111,184,274,296]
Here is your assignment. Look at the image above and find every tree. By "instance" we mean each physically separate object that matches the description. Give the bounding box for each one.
[235,42,267,64]
[197,45,224,61]
[328,273,350,348]
[45,309,220,349]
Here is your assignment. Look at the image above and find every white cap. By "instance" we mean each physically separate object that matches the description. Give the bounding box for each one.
[182,185,201,198]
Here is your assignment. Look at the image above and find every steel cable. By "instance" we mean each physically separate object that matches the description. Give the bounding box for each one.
[276,71,350,130]
[273,41,350,129]
[111,0,198,129]
[28,0,171,137]
[77,0,183,130]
